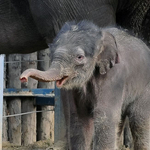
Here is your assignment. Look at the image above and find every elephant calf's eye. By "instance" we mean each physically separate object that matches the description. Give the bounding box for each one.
[77,55,84,60]
[75,54,85,65]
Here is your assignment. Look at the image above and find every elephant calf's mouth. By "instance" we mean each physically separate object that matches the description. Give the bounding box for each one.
[56,76,69,88]
[20,77,28,83]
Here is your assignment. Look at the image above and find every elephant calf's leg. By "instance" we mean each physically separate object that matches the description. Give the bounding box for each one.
[93,111,120,150]
[129,118,150,150]
[70,113,94,150]
[123,117,133,148]
[128,100,150,150]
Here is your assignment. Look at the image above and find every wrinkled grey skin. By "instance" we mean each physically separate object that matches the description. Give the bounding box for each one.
[0,0,150,54]
[21,21,150,150]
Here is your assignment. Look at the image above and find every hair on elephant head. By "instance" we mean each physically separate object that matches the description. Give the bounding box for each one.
[20,20,119,89]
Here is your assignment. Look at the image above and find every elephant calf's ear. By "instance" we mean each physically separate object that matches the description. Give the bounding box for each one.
[96,31,119,75]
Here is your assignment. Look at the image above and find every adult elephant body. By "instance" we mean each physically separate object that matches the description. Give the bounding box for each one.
[0,0,150,54]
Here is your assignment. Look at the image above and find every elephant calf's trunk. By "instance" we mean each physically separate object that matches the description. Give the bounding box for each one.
[20,68,62,82]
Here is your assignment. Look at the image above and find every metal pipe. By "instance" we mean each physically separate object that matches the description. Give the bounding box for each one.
[0,55,4,150]
[3,109,54,118]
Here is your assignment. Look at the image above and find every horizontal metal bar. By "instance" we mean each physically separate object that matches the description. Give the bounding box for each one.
[3,88,55,97]
[35,97,55,106]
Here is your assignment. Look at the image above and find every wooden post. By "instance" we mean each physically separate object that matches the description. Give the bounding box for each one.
[7,54,21,145]
[37,49,54,142]
[2,55,8,142]
[21,53,37,146]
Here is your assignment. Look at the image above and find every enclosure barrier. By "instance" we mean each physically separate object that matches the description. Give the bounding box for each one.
[0,54,66,150]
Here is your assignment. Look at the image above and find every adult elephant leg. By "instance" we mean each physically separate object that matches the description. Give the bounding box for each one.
[141,8,150,47]
[0,0,47,54]
[61,90,94,150]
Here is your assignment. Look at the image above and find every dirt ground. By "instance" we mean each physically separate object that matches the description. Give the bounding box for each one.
[2,140,66,150]
[2,140,131,150]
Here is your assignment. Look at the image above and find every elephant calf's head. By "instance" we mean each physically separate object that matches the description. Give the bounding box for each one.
[20,21,119,89]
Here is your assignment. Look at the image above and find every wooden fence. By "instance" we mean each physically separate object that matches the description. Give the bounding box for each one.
[2,49,55,146]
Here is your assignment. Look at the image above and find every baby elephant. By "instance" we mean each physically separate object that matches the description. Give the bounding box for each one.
[20,21,150,150]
